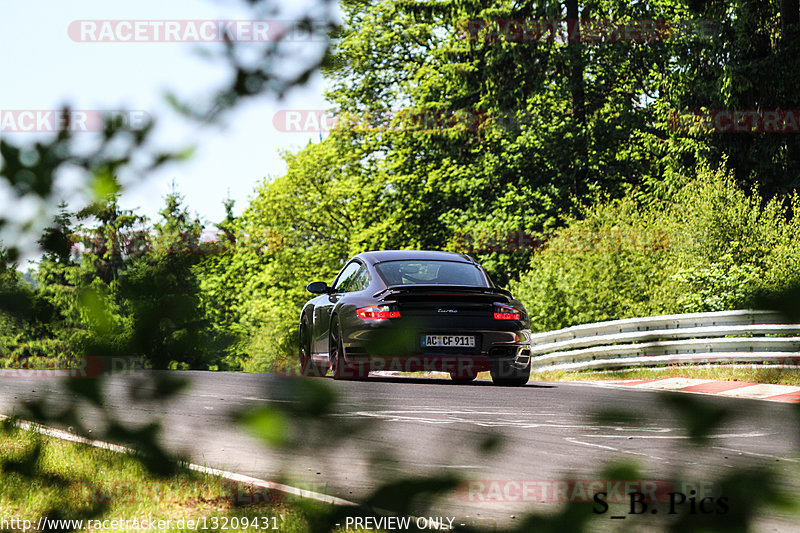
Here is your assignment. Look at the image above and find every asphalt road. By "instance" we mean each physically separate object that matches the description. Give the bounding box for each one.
[1,370,799,531]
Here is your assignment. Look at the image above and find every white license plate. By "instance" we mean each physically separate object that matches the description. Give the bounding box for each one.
[422,335,476,348]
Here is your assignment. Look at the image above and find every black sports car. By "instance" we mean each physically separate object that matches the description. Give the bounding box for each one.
[298,250,532,385]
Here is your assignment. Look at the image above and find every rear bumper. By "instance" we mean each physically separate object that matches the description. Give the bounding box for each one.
[342,326,532,373]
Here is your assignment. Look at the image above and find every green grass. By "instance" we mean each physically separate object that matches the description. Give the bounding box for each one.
[0,421,368,532]
[531,365,800,386]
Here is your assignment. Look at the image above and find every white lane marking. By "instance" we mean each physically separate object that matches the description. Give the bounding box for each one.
[711,446,800,463]
[0,414,354,506]
[564,438,618,451]
[564,438,664,460]
[340,409,594,427]
[581,432,771,439]
[192,393,294,404]
[341,409,672,432]
[409,464,483,469]
[344,411,591,429]
[242,397,295,403]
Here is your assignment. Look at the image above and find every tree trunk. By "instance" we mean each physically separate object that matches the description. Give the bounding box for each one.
[565,0,587,195]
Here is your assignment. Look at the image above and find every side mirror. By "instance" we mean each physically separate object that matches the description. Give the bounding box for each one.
[306,281,330,294]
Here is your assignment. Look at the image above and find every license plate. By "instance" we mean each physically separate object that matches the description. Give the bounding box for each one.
[422,335,475,348]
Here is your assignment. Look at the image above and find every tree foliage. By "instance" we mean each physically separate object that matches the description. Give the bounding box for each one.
[189,0,800,370]
[511,166,800,331]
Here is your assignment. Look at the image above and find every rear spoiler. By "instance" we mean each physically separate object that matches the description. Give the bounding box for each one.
[373,284,513,299]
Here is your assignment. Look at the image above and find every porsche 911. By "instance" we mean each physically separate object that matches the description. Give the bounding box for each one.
[298,250,532,385]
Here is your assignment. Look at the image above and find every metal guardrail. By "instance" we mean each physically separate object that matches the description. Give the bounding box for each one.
[529,310,800,372]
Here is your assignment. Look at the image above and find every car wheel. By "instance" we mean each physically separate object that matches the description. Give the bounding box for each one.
[330,318,368,380]
[329,319,344,379]
[490,359,531,387]
[299,322,323,377]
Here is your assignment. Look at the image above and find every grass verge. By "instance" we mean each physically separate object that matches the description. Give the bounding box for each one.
[0,419,361,532]
[530,365,800,386]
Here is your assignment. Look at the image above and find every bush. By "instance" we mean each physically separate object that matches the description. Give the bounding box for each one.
[511,165,800,331]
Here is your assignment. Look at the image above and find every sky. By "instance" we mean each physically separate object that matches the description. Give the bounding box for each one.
[0,0,334,254]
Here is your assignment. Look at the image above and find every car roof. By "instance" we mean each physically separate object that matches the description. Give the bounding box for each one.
[354,250,476,265]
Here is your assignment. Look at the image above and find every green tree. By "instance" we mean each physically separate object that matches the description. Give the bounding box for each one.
[511,165,800,331]
[117,191,217,369]
[657,0,800,196]
[311,0,729,283]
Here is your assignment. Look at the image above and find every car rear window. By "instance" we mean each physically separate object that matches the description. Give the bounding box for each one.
[375,260,488,287]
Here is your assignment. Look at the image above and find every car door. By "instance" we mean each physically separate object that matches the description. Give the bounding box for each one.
[312,260,362,355]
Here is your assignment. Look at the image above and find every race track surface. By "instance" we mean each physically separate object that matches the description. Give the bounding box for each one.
[1,370,798,530]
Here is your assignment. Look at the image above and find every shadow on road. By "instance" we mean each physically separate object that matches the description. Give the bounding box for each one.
[339,375,557,388]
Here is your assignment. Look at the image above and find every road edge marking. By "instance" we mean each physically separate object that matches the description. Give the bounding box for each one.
[0,414,355,507]
[587,378,800,403]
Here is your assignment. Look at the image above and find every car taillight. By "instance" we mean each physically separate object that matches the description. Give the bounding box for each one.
[357,305,401,319]
[493,305,521,320]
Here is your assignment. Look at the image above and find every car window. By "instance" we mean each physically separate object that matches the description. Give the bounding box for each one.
[348,264,370,292]
[332,261,361,292]
[375,260,487,287]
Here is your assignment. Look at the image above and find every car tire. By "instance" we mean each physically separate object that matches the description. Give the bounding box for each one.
[329,318,368,380]
[490,359,531,387]
[299,322,323,377]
